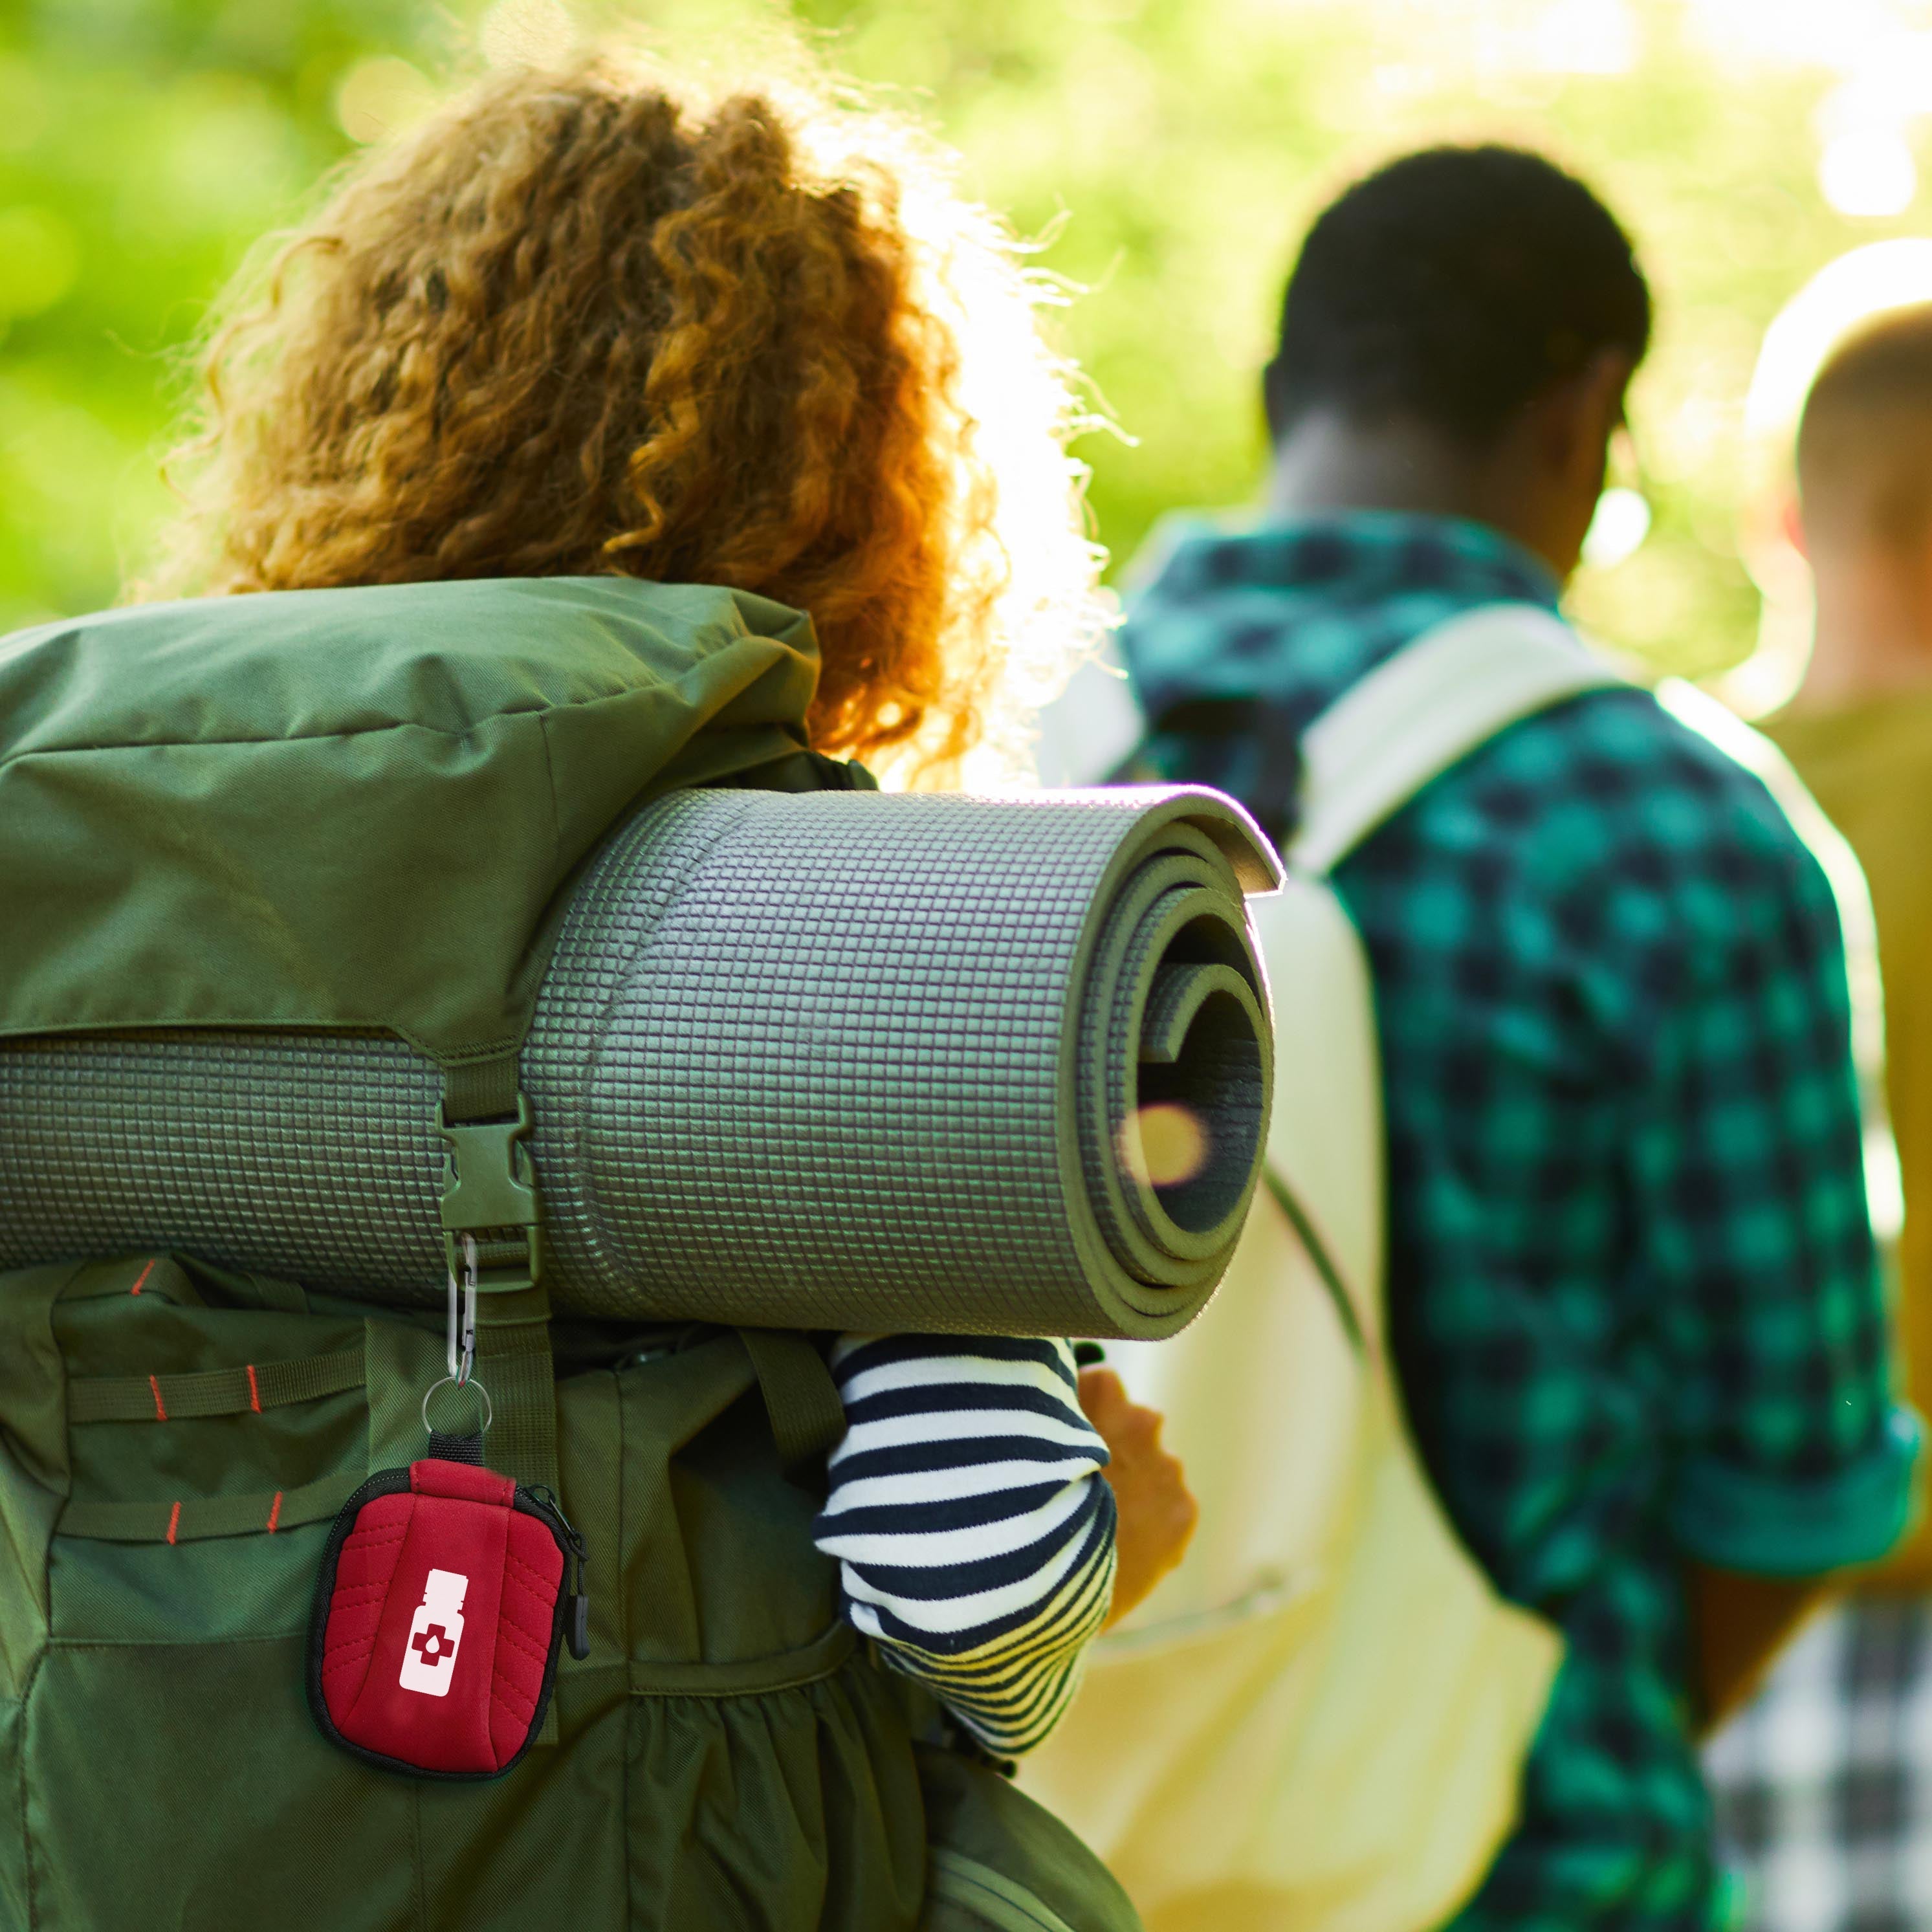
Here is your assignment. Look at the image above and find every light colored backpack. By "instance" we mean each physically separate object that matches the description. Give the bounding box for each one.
[1021,602,1628,1932]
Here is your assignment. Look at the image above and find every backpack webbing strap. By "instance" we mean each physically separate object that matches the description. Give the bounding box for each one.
[56,1256,209,1306]
[58,1469,364,1544]
[1288,602,1625,877]
[433,1068,561,1584]
[442,1051,522,1124]
[66,1344,365,1425]
[472,1284,559,1497]
[738,1330,846,1475]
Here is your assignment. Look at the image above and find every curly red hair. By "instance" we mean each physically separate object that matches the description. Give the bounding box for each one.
[148,49,1103,782]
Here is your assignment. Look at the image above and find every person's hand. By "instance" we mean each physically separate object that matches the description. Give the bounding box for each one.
[1078,1367,1198,1630]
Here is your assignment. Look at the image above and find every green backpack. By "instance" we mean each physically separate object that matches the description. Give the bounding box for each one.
[0,579,1141,1932]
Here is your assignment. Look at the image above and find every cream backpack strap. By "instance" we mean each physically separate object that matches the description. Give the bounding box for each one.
[1288,602,1627,879]
[1269,602,1626,1351]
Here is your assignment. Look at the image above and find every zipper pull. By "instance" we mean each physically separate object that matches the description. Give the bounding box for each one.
[525,1484,591,1661]
[567,1546,591,1661]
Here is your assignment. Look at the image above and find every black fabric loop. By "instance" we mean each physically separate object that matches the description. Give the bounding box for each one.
[427,1429,487,1466]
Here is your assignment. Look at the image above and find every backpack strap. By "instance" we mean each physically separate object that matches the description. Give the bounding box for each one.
[433,1064,559,1501]
[738,1330,846,1479]
[65,1343,366,1423]
[59,1471,366,1544]
[1286,602,1625,877]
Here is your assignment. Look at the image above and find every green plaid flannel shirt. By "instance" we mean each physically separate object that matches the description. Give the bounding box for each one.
[1116,511,1918,1932]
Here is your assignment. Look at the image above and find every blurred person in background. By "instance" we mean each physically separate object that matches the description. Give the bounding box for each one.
[1109,145,1918,1931]
[1704,303,1932,1932]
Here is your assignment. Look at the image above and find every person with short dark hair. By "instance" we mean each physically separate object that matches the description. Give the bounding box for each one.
[1112,145,1917,1931]
[1260,143,1650,573]
[1704,301,1932,1932]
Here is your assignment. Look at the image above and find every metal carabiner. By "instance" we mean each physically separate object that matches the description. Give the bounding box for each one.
[446,1232,479,1389]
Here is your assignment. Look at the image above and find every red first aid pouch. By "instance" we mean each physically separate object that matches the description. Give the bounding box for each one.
[306,1449,588,1780]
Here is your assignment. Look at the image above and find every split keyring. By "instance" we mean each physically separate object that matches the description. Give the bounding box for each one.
[421,1374,493,1439]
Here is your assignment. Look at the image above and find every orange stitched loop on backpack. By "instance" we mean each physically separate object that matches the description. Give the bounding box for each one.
[129,1258,155,1297]
[247,1365,261,1414]
[149,1375,167,1422]
[164,1502,181,1546]
[266,1491,283,1534]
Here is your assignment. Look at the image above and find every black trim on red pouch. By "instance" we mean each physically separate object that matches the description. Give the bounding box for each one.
[302,1456,579,1783]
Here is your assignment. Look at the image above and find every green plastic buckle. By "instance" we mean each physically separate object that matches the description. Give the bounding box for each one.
[438,1093,543,1293]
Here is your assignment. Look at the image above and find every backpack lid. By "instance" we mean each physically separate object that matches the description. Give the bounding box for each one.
[0,577,819,1072]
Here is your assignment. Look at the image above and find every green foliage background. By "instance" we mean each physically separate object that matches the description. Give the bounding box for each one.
[1,0,1924,679]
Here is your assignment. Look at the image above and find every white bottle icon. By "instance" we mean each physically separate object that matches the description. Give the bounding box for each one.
[398,1568,468,1696]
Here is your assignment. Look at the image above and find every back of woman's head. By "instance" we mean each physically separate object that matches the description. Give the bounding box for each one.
[151,46,1101,782]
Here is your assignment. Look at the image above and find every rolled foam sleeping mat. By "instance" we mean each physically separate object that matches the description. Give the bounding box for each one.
[0,785,1277,1338]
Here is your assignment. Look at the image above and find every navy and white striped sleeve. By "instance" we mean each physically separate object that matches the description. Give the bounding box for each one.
[811,1334,1117,1757]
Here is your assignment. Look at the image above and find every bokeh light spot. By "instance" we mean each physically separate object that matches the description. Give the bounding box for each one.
[1123,1103,1209,1191]
[1581,485,1652,569]
[335,57,438,145]
[1819,129,1918,217]
[1535,0,1638,76]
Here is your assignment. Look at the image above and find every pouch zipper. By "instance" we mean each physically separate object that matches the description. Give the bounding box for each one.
[520,1483,591,1660]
